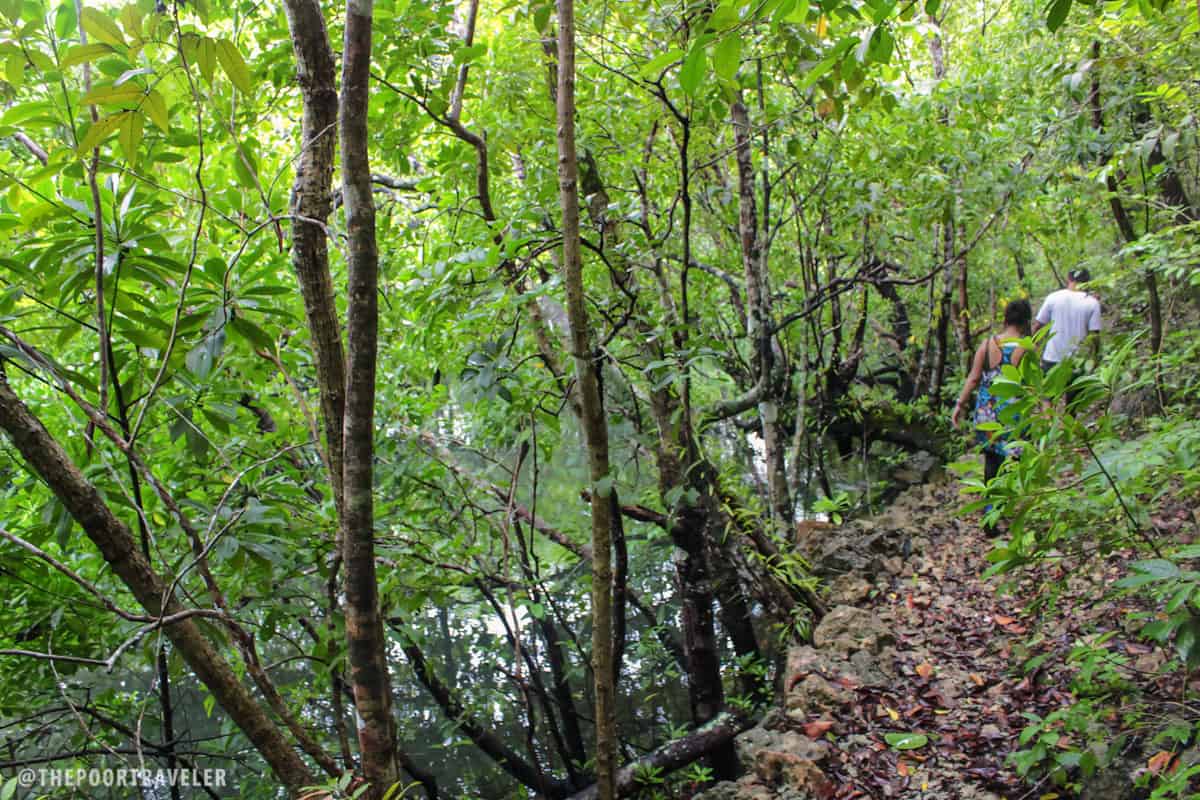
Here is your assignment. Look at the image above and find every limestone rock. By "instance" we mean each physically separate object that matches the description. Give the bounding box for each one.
[828,574,871,605]
[812,605,895,655]
[786,674,853,716]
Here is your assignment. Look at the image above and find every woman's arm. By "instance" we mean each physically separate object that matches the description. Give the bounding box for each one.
[951,343,988,428]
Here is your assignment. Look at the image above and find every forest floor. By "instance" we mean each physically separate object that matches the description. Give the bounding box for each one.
[713,472,1199,800]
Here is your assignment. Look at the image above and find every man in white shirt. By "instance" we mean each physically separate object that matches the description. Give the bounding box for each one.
[1034,268,1102,373]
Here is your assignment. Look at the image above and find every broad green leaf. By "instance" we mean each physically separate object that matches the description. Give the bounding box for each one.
[118,110,143,162]
[679,44,706,96]
[712,35,742,81]
[77,113,127,153]
[884,732,929,750]
[230,316,274,351]
[215,38,252,94]
[144,88,169,132]
[80,84,144,105]
[1046,0,1072,31]
[1175,617,1200,668]
[54,2,77,39]
[195,37,216,83]
[640,48,684,78]
[61,43,113,68]
[81,7,126,49]
[1132,559,1180,579]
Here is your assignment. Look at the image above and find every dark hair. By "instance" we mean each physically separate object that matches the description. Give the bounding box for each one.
[1068,267,1091,284]
[1004,298,1032,333]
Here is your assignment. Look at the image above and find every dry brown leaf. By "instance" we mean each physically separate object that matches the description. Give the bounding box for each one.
[969,673,985,686]
[804,719,835,738]
[1148,750,1177,774]
[916,662,934,679]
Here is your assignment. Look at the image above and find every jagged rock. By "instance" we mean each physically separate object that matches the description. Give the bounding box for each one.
[692,781,742,800]
[828,574,871,605]
[786,674,853,716]
[812,605,895,655]
[736,728,830,772]
[811,537,875,577]
[891,450,942,486]
[849,646,896,683]
[754,749,833,795]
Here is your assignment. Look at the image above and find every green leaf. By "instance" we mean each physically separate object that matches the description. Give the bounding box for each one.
[924,0,941,16]
[2,775,18,800]
[1132,559,1181,579]
[77,113,127,153]
[640,48,684,79]
[884,732,929,750]
[1045,0,1072,31]
[60,43,113,68]
[866,25,894,64]
[1175,617,1200,668]
[195,37,216,83]
[230,316,274,351]
[679,44,706,96]
[712,35,742,81]
[215,38,252,94]
[118,110,143,162]
[144,88,169,132]
[80,84,144,105]
[81,7,126,49]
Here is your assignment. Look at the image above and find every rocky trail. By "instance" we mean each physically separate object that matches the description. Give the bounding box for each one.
[698,476,1195,800]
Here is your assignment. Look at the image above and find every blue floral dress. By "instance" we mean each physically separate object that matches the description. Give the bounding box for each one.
[974,339,1020,457]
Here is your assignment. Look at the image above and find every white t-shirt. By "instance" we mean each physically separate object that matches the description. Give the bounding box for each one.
[1036,288,1102,363]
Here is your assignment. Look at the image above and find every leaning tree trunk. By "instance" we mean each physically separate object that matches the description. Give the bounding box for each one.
[340,0,398,795]
[0,374,316,794]
[555,0,617,797]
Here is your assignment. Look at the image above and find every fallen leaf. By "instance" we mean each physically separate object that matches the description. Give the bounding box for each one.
[884,732,929,750]
[994,614,1016,625]
[885,706,900,721]
[804,719,835,738]
[1147,750,1177,774]
[897,760,909,777]
[969,673,985,686]
[916,662,934,679]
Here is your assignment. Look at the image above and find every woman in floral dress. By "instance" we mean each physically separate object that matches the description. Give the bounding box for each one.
[951,299,1032,485]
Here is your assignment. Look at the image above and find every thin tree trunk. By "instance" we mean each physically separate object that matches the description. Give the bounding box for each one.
[281,0,347,511]
[731,96,791,528]
[555,1,616,797]
[1088,40,1162,353]
[0,374,316,793]
[340,0,398,795]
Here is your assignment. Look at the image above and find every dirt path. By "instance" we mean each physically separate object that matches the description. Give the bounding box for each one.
[702,477,1166,800]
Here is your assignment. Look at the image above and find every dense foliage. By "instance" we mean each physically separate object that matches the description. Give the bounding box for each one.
[0,0,1195,797]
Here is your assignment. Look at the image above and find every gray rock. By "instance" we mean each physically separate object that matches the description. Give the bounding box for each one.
[786,674,853,715]
[812,605,896,655]
[692,781,741,800]
[828,574,871,605]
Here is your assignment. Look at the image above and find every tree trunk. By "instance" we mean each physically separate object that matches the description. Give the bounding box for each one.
[555,1,617,797]
[281,0,347,511]
[340,0,398,795]
[0,374,316,793]
[568,714,750,800]
[1088,40,1161,354]
[731,96,792,527]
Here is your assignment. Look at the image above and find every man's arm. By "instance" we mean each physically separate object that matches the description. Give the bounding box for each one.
[1087,301,1102,361]
[1033,295,1053,336]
